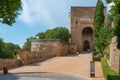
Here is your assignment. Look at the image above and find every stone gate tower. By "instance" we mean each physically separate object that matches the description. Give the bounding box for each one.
[70,7,106,53]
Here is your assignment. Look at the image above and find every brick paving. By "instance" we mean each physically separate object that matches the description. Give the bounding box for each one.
[8,53,104,80]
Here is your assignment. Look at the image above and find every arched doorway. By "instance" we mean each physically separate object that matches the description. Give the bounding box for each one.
[82,27,93,52]
[83,40,90,51]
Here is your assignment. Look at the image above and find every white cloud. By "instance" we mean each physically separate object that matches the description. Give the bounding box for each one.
[19,0,101,28]
[19,0,68,28]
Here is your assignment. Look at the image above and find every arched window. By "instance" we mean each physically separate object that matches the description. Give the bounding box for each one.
[82,27,93,35]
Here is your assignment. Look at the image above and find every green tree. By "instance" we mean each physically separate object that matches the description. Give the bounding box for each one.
[0,38,20,59]
[94,0,105,53]
[0,38,5,58]
[23,36,36,51]
[106,0,120,49]
[105,0,120,62]
[45,27,70,43]
[0,0,22,26]
[94,0,105,37]
[36,27,70,43]
[4,43,21,59]
[36,32,45,39]
[94,27,113,54]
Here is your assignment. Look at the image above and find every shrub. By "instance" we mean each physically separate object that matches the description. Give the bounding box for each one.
[92,50,101,61]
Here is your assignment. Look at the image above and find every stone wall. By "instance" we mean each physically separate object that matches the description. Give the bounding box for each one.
[16,49,56,65]
[16,50,37,65]
[31,39,69,56]
[110,36,120,73]
[69,43,77,54]
[0,59,19,70]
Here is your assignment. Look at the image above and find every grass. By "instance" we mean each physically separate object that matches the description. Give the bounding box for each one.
[101,58,120,80]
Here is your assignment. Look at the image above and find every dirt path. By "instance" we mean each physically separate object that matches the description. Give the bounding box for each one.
[9,53,104,80]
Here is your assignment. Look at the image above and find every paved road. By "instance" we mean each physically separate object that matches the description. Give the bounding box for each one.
[0,73,88,80]
[9,54,104,80]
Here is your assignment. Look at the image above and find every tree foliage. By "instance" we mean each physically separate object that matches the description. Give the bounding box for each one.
[105,0,112,3]
[36,27,70,43]
[94,27,113,54]
[0,0,22,26]
[23,36,36,51]
[94,0,105,53]
[106,0,120,49]
[0,38,5,57]
[0,38,20,59]
[3,43,20,59]
[45,27,70,43]
[36,32,45,39]
[94,0,105,37]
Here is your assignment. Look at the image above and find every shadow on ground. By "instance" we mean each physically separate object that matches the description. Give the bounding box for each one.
[107,75,120,80]
[0,74,19,80]
[0,73,88,80]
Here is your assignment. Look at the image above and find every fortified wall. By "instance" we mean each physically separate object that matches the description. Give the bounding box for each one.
[110,36,120,73]
[31,39,76,56]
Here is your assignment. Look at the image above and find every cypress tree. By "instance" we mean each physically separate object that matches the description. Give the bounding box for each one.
[94,0,105,37]
[93,0,105,53]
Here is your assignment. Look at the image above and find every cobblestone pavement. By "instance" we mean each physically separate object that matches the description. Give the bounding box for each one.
[8,53,104,80]
[0,73,87,80]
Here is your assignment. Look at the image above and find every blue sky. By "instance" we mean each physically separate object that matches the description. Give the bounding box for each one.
[0,0,108,47]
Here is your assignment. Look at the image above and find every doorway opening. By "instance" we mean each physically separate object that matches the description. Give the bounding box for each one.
[83,40,90,51]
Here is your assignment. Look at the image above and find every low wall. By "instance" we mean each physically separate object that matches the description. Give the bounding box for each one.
[0,59,19,70]
[110,36,120,73]
[31,39,69,56]
[16,49,57,65]
[0,49,57,70]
